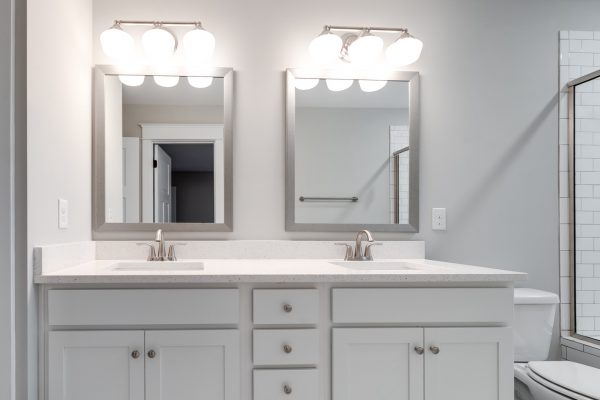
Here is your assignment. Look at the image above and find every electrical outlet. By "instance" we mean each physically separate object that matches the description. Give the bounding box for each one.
[432,208,446,231]
[58,199,68,229]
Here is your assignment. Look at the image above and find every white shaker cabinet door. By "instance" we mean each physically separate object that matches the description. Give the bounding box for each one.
[145,330,240,400]
[48,330,144,400]
[424,327,512,400]
[332,328,424,400]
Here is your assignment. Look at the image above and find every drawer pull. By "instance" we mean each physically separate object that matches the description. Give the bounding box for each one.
[131,350,140,359]
[414,346,424,355]
[283,384,292,395]
[147,350,156,358]
[283,344,293,354]
[430,346,440,355]
[283,303,293,313]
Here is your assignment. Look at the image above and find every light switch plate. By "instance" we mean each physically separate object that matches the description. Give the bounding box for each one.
[432,208,446,230]
[58,199,68,229]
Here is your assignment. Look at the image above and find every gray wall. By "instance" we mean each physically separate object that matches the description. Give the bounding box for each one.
[122,105,224,137]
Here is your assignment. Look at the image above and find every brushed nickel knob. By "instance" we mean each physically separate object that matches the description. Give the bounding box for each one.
[430,346,440,354]
[131,350,140,359]
[414,346,424,355]
[283,385,292,395]
[283,344,293,354]
[147,350,156,358]
[283,304,293,313]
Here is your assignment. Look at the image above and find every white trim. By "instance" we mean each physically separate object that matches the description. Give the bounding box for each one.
[140,124,224,223]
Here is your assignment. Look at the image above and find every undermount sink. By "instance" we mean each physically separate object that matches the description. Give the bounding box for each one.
[330,261,420,270]
[110,261,205,271]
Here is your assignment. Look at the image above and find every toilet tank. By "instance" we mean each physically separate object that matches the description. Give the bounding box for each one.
[514,288,559,362]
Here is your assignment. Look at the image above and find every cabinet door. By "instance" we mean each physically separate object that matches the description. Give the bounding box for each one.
[145,330,240,400]
[333,328,424,400]
[48,330,144,400]
[424,327,512,400]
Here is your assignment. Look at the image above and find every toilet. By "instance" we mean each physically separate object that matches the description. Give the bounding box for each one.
[513,288,600,400]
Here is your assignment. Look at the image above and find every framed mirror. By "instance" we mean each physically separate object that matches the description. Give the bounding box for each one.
[286,69,419,232]
[93,65,233,236]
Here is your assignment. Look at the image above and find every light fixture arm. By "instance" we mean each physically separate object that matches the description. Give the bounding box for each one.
[114,20,204,27]
[324,25,409,34]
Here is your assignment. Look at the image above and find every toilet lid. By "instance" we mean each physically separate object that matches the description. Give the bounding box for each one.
[529,361,600,399]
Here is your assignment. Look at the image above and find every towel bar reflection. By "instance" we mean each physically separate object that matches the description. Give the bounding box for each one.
[299,196,358,202]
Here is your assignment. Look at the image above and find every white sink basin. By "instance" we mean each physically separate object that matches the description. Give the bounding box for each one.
[110,261,205,271]
[330,261,420,270]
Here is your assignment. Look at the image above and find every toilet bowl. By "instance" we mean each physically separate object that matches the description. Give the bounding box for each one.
[513,288,600,400]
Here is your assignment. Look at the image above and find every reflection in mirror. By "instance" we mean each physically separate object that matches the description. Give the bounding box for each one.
[102,74,224,224]
[286,70,419,232]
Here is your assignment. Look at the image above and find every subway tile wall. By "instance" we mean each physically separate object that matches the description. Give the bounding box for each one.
[390,126,409,224]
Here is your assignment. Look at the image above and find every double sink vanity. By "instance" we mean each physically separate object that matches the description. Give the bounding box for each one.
[34,233,525,400]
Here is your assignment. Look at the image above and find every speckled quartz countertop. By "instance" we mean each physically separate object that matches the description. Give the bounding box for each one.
[34,258,526,285]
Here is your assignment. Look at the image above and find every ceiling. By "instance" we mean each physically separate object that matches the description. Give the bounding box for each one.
[296,80,409,109]
[119,76,224,107]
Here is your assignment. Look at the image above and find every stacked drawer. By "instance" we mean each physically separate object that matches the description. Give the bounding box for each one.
[252,289,319,399]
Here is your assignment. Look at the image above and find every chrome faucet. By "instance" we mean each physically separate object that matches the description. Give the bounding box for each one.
[336,230,382,261]
[155,229,166,261]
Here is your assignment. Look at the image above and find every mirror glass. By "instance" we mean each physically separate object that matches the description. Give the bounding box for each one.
[287,71,419,232]
[94,66,233,233]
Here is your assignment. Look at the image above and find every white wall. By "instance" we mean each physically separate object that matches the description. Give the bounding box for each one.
[104,75,123,222]
[295,107,406,224]
[27,0,93,398]
[123,104,223,137]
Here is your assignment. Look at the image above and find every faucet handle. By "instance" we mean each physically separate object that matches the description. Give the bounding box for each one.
[364,242,382,261]
[167,243,186,261]
[334,243,353,261]
[136,242,157,261]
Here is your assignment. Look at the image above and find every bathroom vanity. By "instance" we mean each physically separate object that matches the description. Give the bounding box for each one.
[34,241,525,400]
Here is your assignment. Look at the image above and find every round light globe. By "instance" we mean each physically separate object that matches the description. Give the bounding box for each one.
[309,32,343,65]
[142,27,177,64]
[119,75,145,87]
[326,79,353,92]
[386,35,423,66]
[295,78,319,91]
[154,75,180,88]
[100,26,134,60]
[348,34,383,65]
[358,79,388,92]
[183,28,216,65]
[187,76,214,88]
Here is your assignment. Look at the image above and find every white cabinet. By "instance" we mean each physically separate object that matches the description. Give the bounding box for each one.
[48,331,144,400]
[48,330,239,400]
[333,327,512,400]
[424,327,512,400]
[332,328,423,400]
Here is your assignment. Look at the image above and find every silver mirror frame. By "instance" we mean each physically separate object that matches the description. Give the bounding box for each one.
[285,68,419,232]
[92,65,234,238]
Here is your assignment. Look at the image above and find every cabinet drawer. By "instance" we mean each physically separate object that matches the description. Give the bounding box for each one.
[332,288,512,324]
[253,369,319,400]
[48,289,239,326]
[253,329,319,367]
[253,289,318,325]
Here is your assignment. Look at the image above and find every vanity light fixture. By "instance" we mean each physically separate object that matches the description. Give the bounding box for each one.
[358,79,387,92]
[118,75,145,87]
[153,75,180,88]
[309,25,423,67]
[326,78,353,91]
[294,78,320,90]
[100,20,216,65]
[187,76,214,88]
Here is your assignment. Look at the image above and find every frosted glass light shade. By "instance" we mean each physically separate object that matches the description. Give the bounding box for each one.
[386,34,423,66]
[100,26,134,60]
[358,79,387,92]
[309,31,342,64]
[142,27,177,64]
[295,78,319,90]
[154,75,179,87]
[119,75,145,87]
[348,33,383,65]
[187,76,214,88]
[183,27,216,65]
[326,79,353,92]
